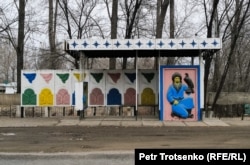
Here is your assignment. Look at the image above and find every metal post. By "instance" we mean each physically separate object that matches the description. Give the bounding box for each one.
[158,50,161,120]
[79,51,85,120]
[135,50,138,120]
[21,107,24,118]
[199,51,205,120]
[63,107,65,116]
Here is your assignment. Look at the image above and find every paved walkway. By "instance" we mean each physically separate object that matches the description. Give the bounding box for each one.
[0,116,250,127]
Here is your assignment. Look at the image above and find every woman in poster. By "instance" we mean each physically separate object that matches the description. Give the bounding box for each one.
[166,72,194,119]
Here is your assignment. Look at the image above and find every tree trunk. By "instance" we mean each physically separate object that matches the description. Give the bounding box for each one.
[155,0,170,68]
[123,0,142,69]
[167,0,175,65]
[16,0,25,94]
[211,9,220,93]
[48,0,59,69]
[110,0,118,69]
[156,0,169,38]
[203,0,219,112]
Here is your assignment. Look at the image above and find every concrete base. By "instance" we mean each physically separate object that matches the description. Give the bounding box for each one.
[16,106,21,117]
[44,107,49,117]
[16,106,25,118]
[202,111,214,119]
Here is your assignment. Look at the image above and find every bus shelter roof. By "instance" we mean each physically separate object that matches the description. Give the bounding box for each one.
[64,38,222,58]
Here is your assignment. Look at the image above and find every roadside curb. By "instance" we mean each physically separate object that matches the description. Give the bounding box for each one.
[0,117,250,127]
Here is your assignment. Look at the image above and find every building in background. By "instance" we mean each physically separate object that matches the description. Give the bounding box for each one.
[0,82,17,94]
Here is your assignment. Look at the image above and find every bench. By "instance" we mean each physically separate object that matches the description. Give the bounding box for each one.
[242,104,250,120]
[244,104,250,115]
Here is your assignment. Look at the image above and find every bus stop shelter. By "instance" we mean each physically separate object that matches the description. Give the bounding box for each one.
[64,38,221,121]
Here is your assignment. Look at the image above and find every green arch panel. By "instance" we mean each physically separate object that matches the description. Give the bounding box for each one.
[22,88,37,105]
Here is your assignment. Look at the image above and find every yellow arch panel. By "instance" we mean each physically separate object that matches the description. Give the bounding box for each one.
[39,88,54,106]
[141,87,155,105]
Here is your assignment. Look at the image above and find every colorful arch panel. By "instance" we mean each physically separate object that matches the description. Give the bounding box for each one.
[90,88,104,105]
[107,88,121,105]
[39,88,54,106]
[56,88,70,105]
[22,88,37,105]
[141,87,155,105]
[124,88,136,106]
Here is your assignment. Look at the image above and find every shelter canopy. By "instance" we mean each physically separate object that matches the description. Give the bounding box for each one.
[64,38,222,58]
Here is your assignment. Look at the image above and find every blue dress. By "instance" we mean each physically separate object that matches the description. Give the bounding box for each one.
[166,84,194,118]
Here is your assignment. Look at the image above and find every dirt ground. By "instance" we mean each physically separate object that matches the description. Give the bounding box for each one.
[1,125,250,153]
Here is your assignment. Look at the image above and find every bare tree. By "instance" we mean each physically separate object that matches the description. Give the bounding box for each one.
[156,0,169,38]
[48,0,60,69]
[202,0,219,112]
[58,0,98,69]
[0,42,16,83]
[0,2,19,84]
[155,0,169,68]
[120,0,143,69]
[211,0,250,110]
[16,0,25,94]
[110,0,118,69]
[167,0,175,65]
[104,0,118,69]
